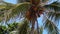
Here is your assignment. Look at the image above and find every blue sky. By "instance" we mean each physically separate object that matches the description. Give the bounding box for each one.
[3,0,60,34]
[3,0,17,4]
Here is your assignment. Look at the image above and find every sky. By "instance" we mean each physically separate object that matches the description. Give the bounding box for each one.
[3,0,60,34]
[3,0,17,4]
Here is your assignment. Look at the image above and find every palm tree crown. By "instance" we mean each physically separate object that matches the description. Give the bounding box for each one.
[0,0,60,34]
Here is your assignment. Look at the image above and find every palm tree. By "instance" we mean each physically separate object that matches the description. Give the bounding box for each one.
[18,19,29,34]
[0,0,60,34]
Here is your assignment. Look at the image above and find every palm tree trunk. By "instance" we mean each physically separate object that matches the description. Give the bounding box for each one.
[31,20,35,34]
[36,20,39,34]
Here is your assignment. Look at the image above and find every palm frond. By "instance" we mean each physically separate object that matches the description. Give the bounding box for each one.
[0,2,15,9]
[6,2,31,21]
[0,5,6,9]
[11,2,30,16]
[44,1,60,13]
[39,26,43,34]
[44,19,59,34]
[0,2,15,22]
[43,13,59,34]
[0,2,31,22]
[43,1,60,24]
[18,19,29,34]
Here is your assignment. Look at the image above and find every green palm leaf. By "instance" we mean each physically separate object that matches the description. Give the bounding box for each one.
[6,2,31,22]
[11,2,30,16]
[44,1,60,23]
[0,2,31,22]
[0,2,15,22]
[39,26,43,34]
[18,19,29,34]
[44,19,59,34]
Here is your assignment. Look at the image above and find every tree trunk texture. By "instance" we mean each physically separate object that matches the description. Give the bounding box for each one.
[31,20,35,34]
[36,20,39,34]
